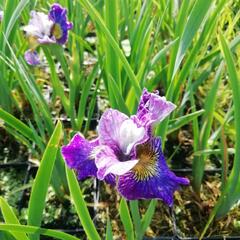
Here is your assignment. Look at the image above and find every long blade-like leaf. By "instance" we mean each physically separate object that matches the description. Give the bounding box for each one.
[66,168,101,240]
[0,224,79,240]
[0,197,29,240]
[200,33,240,239]
[28,121,62,240]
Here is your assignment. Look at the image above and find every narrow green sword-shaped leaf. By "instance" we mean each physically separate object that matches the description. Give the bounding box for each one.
[200,33,240,239]
[28,121,62,240]
[66,168,101,240]
[0,197,29,240]
[119,199,134,240]
[173,0,212,77]
[78,0,141,99]
[0,224,79,240]
[139,199,157,239]
[0,107,42,144]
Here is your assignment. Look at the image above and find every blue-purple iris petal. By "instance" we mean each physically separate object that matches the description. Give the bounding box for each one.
[48,3,73,44]
[61,133,116,185]
[104,174,116,185]
[117,137,189,206]
[61,134,98,180]
[24,50,40,65]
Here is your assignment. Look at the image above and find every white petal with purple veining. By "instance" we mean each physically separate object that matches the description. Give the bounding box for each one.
[98,109,128,151]
[95,145,139,180]
[22,11,53,40]
[119,119,145,155]
[137,88,176,127]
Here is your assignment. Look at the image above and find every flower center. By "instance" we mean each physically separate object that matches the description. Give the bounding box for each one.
[51,23,63,39]
[132,142,158,181]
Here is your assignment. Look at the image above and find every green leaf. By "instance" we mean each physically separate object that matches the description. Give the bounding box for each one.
[200,33,240,239]
[119,199,134,240]
[139,200,157,239]
[0,107,42,144]
[66,168,101,240]
[192,64,223,193]
[108,75,130,115]
[173,0,212,77]
[28,121,62,240]
[168,110,205,134]
[0,224,79,240]
[129,201,141,240]
[78,0,141,99]
[105,219,113,240]
[0,197,29,240]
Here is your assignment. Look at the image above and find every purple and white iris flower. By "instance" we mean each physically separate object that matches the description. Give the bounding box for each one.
[62,89,189,206]
[22,3,72,65]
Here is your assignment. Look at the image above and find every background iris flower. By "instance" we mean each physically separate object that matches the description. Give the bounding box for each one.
[22,3,72,65]
[0,10,3,22]
[62,89,189,206]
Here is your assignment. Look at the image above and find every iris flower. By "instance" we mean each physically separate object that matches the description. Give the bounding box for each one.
[62,89,189,206]
[0,10,3,22]
[22,3,73,65]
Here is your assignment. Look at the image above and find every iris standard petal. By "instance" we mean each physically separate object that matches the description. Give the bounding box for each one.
[137,88,176,127]
[24,50,40,65]
[98,109,145,155]
[119,119,145,155]
[98,109,128,151]
[61,133,98,180]
[23,11,53,40]
[95,145,139,180]
[117,137,189,206]
[48,3,73,44]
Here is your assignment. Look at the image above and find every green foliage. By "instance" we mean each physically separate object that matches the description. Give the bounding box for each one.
[0,0,239,239]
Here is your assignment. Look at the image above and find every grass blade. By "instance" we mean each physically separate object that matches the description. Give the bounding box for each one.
[119,198,134,240]
[78,0,141,99]
[0,197,29,240]
[105,219,113,240]
[0,224,79,240]
[200,33,240,239]
[28,121,62,240]
[139,200,157,239]
[173,0,212,77]
[66,168,101,240]
[129,201,141,240]
[192,63,223,193]
[0,107,42,144]
[168,110,205,134]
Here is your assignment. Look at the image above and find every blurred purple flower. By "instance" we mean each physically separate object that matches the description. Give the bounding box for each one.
[0,10,3,22]
[62,89,189,206]
[24,50,40,66]
[22,3,72,65]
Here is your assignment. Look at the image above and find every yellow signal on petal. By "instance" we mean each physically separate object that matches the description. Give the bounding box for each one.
[51,23,63,39]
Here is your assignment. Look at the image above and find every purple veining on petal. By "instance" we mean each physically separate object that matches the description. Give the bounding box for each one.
[61,134,98,180]
[98,109,145,156]
[61,88,188,204]
[98,109,129,152]
[117,137,189,206]
[48,3,73,44]
[95,145,139,180]
[137,88,176,127]
[22,11,53,43]
[24,50,40,65]
[61,134,115,185]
